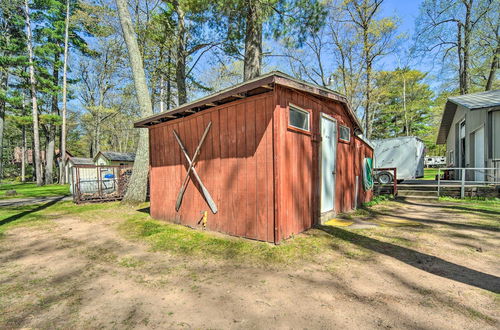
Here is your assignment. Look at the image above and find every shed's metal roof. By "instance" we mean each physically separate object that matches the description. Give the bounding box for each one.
[436,89,500,144]
[99,152,136,162]
[69,157,94,165]
[134,71,363,132]
[448,89,500,109]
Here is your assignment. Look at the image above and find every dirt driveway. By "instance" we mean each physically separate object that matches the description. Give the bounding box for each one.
[0,199,498,329]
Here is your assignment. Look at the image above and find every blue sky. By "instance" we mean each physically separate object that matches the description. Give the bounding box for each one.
[382,0,422,38]
[379,0,425,70]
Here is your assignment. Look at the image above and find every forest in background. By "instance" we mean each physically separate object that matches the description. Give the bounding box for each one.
[0,0,499,186]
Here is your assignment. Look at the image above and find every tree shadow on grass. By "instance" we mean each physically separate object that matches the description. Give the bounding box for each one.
[0,197,65,227]
[318,225,500,294]
[354,203,499,233]
[137,207,150,214]
[400,199,500,217]
[375,211,499,232]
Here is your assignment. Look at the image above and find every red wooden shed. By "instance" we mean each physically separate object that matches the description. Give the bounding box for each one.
[135,72,373,244]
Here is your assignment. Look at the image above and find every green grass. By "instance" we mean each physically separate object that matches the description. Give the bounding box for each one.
[438,196,500,220]
[1,195,498,265]
[362,194,393,207]
[0,182,70,199]
[119,214,330,265]
[0,200,334,264]
[419,168,439,180]
[0,201,115,236]
[0,204,53,236]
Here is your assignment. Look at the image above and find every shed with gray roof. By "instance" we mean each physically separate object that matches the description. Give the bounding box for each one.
[68,157,94,166]
[93,151,136,166]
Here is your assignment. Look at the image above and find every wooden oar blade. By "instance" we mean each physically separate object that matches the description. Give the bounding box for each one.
[191,168,218,214]
[173,122,217,214]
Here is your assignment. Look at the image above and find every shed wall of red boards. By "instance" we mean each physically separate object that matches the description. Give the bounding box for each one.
[148,86,373,243]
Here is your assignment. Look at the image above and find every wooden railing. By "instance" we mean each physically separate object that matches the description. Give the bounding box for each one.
[437,167,500,198]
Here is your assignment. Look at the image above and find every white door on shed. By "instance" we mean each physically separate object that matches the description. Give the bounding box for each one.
[474,126,485,181]
[320,114,337,213]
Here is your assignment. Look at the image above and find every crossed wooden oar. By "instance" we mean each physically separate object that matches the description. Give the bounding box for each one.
[173,122,218,214]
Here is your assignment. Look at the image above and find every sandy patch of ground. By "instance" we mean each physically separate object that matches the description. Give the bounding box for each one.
[0,200,498,329]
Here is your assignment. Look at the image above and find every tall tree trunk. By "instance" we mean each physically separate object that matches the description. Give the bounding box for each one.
[95,114,100,156]
[485,43,499,91]
[115,0,154,203]
[0,73,7,182]
[21,91,27,182]
[45,52,59,185]
[337,43,348,96]
[124,129,129,152]
[402,70,408,136]
[457,22,464,94]
[45,129,55,184]
[60,0,70,184]
[167,49,172,109]
[31,133,36,179]
[22,126,27,182]
[24,0,43,186]
[118,131,122,152]
[175,2,187,105]
[243,0,262,81]
[159,75,164,112]
[364,68,372,137]
[462,0,472,94]
[363,27,372,138]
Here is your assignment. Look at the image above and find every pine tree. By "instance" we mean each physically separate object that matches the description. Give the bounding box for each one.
[24,0,43,185]
[0,0,27,181]
[371,68,434,141]
[59,0,70,183]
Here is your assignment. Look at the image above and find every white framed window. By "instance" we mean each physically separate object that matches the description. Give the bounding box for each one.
[339,125,350,142]
[288,104,310,132]
[449,150,454,165]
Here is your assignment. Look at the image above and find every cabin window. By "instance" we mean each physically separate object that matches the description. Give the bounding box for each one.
[339,125,350,142]
[288,105,310,132]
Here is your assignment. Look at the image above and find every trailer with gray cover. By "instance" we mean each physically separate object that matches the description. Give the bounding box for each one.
[373,136,425,183]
